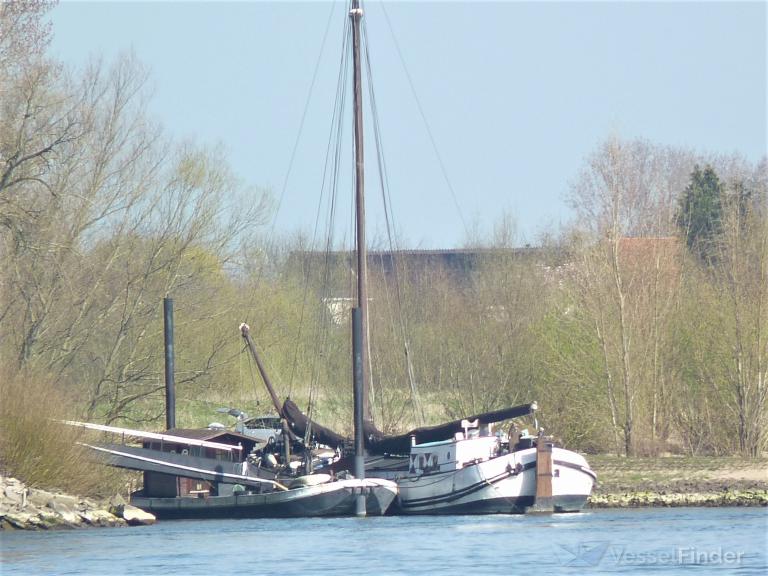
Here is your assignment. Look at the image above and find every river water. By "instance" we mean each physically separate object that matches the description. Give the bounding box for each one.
[1,507,766,575]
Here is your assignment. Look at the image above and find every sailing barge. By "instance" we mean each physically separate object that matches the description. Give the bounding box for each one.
[273,398,596,514]
[233,0,596,515]
[69,421,396,519]
[71,0,594,518]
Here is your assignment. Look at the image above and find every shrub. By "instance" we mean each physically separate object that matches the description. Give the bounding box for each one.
[0,366,126,496]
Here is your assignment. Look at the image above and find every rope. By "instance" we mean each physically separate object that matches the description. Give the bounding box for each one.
[362,13,425,426]
[379,1,469,240]
[243,0,338,327]
[237,2,339,413]
[288,6,355,424]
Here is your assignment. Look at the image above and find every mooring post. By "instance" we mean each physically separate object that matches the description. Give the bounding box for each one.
[532,430,554,513]
[352,307,366,517]
[163,297,176,431]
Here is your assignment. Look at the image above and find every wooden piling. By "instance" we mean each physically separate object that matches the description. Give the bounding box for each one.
[352,308,366,517]
[532,431,554,513]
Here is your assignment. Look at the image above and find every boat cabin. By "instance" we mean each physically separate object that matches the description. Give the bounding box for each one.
[409,421,501,475]
[141,428,259,499]
[142,428,258,460]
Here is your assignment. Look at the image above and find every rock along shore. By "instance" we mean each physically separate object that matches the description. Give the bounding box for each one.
[588,487,768,508]
[0,475,155,531]
[587,455,768,509]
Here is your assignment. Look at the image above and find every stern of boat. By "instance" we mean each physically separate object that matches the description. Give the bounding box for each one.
[361,478,399,515]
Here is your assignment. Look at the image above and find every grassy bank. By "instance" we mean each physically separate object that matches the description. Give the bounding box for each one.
[587,455,768,507]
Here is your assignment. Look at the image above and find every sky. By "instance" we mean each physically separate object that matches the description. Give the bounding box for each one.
[49,1,767,249]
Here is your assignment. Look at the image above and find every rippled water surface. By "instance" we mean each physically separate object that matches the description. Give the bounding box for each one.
[1,507,766,575]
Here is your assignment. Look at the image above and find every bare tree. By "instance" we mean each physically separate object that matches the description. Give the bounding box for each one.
[711,165,767,455]
[1,44,270,423]
[557,137,683,455]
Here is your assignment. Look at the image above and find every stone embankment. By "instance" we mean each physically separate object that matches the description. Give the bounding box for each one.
[0,476,155,531]
[587,455,768,509]
[589,486,768,508]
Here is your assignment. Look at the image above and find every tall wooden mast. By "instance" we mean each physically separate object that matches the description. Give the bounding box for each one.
[350,0,371,424]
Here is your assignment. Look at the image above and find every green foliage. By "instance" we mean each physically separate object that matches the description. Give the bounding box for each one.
[677,165,724,263]
[668,270,736,455]
[531,308,617,453]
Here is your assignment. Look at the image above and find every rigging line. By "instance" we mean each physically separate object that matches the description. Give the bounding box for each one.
[364,107,403,427]
[271,0,338,226]
[365,31,417,426]
[304,25,351,417]
[239,3,340,405]
[362,16,425,426]
[243,0,338,326]
[379,0,470,240]
[286,12,352,397]
[306,86,345,401]
[315,15,351,348]
[300,11,353,422]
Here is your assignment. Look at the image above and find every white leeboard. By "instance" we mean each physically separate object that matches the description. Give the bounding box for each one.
[61,420,243,452]
[80,442,288,490]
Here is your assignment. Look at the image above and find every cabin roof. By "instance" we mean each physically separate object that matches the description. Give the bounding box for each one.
[164,428,255,445]
[152,428,261,454]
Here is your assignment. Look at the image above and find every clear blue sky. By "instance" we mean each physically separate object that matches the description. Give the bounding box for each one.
[50,1,767,248]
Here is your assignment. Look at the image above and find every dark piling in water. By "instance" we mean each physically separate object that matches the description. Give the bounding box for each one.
[163,297,175,430]
[352,307,366,517]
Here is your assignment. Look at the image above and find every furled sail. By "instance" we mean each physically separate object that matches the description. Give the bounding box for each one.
[282,399,347,449]
[283,399,536,456]
[365,403,537,455]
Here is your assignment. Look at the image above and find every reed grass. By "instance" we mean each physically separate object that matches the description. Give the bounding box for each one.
[0,367,126,497]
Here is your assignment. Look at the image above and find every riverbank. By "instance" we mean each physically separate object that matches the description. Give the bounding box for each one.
[0,475,154,531]
[587,455,768,508]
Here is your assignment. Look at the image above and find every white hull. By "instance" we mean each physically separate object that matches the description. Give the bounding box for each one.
[378,446,595,514]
